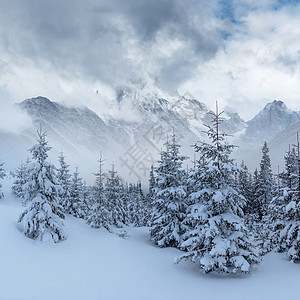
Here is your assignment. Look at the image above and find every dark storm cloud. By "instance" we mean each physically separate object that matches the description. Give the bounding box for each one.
[0,0,225,90]
[115,0,180,40]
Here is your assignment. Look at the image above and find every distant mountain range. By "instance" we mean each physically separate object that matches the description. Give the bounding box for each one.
[234,100,300,171]
[0,88,299,182]
[241,100,300,144]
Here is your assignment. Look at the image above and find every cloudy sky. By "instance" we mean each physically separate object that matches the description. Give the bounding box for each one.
[0,0,300,121]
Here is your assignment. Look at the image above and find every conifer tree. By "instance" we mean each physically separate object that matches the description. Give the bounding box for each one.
[255,142,273,219]
[269,147,297,251]
[145,165,156,226]
[177,103,259,273]
[247,168,259,215]
[18,129,65,242]
[128,182,147,226]
[137,181,151,226]
[0,161,5,199]
[105,165,126,228]
[82,181,90,214]
[248,142,274,254]
[68,167,86,218]
[56,152,71,211]
[237,161,252,203]
[148,165,155,198]
[11,160,30,200]
[86,154,110,230]
[127,183,138,225]
[121,183,130,226]
[150,133,188,248]
[272,136,300,261]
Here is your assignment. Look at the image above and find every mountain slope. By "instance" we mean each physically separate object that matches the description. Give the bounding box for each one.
[233,100,300,171]
[242,100,300,144]
[12,90,246,181]
[268,121,300,169]
[105,86,246,150]
[0,91,249,181]
[18,96,127,152]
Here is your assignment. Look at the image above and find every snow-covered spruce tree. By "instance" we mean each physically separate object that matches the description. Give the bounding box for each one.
[127,183,138,225]
[56,152,71,211]
[269,146,298,253]
[137,181,151,226]
[0,161,5,199]
[148,165,155,198]
[254,142,273,219]
[237,161,253,208]
[128,182,147,227]
[82,181,90,213]
[18,129,65,242]
[272,139,300,261]
[67,167,86,218]
[105,165,126,228]
[86,154,110,230]
[150,133,188,248]
[248,142,273,254]
[177,104,259,274]
[11,159,30,200]
[145,165,156,226]
[121,183,130,226]
[243,168,260,245]
[250,168,259,213]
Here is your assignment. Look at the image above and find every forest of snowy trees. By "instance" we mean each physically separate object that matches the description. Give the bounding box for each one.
[1,107,300,275]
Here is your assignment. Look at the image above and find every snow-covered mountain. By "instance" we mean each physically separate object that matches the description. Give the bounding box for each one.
[235,100,300,171]
[104,85,246,150]
[268,121,300,168]
[0,88,247,182]
[241,100,300,144]
[19,96,125,152]
[2,88,298,180]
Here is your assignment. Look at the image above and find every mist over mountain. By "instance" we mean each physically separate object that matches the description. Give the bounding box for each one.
[0,88,299,182]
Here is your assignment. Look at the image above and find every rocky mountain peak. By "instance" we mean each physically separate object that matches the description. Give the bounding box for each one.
[21,96,58,109]
[241,100,300,144]
[19,96,63,120]
[264,100,290,113]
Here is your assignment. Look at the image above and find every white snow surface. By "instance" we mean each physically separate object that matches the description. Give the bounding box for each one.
[0,184,300,300]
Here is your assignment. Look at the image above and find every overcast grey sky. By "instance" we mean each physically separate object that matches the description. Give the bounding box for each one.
[0,0,300,121]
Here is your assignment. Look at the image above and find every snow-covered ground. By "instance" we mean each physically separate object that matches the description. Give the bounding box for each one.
[0,183,299,300]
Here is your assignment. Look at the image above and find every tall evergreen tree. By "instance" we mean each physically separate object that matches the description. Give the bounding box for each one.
[237,161,252,203]
[0,161,5,199]
[128,182,147,226]
[271,138,300,261]
[148,165,155,198]
[248,168,259,215]
[255,142,273,219]
[247,142,274,254]
[150,133,188,248]
[146,165,156,226]
[269,147,297,252]
[68,167,86,218]
[56,152,71,211]
[105,165,126,228]
[18,129,65,242]
[177,104,259,273]
[86,154,110,230]
[11,160,30,200]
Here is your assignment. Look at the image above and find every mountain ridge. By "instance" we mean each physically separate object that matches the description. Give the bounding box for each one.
[1,93,299,181]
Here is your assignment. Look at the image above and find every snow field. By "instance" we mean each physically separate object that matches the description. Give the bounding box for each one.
[0,192,299,300]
